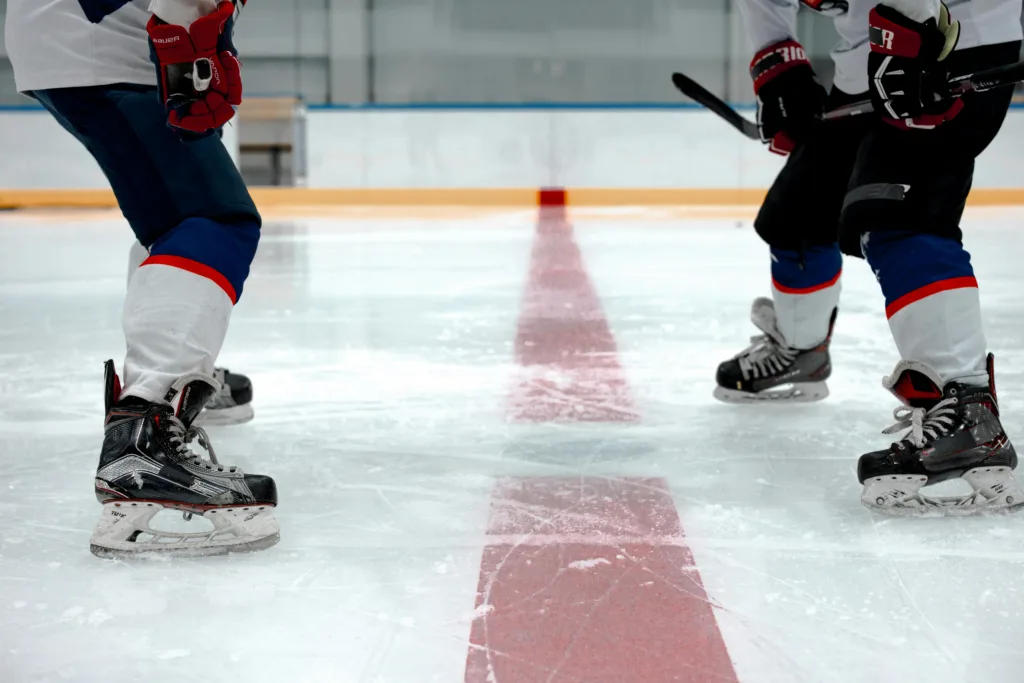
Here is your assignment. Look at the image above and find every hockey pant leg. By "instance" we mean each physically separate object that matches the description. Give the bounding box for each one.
[32,85,261,402]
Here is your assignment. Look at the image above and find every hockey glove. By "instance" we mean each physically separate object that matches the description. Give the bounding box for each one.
[868,3,962,129]
[147,1,243,135]
[750,39,826,156]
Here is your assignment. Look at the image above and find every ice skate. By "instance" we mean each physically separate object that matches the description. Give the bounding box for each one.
[859,354,1022,517]
[714,297,835,403]
[197,366,254,426]
[91,359,279,558]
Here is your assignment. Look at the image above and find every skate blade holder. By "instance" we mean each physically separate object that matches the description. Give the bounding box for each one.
[90,500,280,558]
[861,467,1024,517]
[713,381,829,403]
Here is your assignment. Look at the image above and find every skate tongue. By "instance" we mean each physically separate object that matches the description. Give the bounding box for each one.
[749,297,787,347]
[163,373,220,426]
[103,359,122,415]
[883,361,944,408]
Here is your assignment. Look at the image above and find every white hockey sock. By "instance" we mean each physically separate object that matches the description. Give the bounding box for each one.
[121,263,232,403]
[126,240,149,285]
[771,277,841,349]
[888,286,988,387]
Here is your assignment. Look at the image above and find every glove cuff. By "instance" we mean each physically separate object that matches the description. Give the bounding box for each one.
[869,4,955,62]
[750,39,811,94]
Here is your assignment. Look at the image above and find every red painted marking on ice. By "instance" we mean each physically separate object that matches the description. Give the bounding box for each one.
[508,205,637,421]
[539,187,567,206]
[465,477,738,683]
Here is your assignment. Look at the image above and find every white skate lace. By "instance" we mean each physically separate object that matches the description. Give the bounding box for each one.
[165,414,238,522]
[736,335,799,381]
[882,397,958,448]
[165,414,236,473]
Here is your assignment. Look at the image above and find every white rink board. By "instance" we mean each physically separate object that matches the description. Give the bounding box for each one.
[3,107,1024,190]
[0,109,240,189]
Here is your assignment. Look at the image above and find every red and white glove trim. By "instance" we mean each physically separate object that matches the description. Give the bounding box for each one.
[750,39,811,95]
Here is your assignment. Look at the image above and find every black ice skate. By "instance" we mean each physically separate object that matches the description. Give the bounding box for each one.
[91,359,279,558]
[714,297,835,403]
[198,366,254,426]
[858,354,1022,517]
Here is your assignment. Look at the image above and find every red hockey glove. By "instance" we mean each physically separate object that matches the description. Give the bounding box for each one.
[147,1,242,134]
[750,39,826,156]
[868,3,962,129]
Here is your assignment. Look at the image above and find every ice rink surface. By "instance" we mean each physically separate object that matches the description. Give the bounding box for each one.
[3,205,1024,683]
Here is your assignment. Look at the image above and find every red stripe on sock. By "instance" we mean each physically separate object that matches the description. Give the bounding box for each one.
[465,477,738,683]
[508,205,636,422]
[885,276,978,319]
[772,268,842,295]
[141,255,237,304]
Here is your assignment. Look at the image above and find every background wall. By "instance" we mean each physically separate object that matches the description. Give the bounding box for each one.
[4,107,1024,192]
[0,1,1022,194]
[0,0,846,106]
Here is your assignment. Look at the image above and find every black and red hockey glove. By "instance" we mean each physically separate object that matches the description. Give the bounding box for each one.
[147,1,244,135]
[750,39,826,156]
[868,3,961,129]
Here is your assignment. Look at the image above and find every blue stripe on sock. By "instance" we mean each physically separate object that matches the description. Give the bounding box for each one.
[861,232,975,307]
[770,243,842,291]
[148,217,260,301]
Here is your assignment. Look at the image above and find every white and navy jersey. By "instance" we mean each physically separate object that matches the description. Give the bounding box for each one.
[4,0,215,93]
[738,0,1023,96]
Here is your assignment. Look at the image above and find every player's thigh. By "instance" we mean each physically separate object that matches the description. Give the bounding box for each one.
[838,42,1019,255]
[33,84,257,247]
[755,95,871,251]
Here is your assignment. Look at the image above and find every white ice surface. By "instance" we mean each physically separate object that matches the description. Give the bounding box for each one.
[2,208,1024,682]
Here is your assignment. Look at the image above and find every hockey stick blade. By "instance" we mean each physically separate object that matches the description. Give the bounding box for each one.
[671,72,759,140]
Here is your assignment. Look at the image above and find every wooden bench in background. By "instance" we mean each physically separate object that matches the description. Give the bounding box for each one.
[237,97,303,186]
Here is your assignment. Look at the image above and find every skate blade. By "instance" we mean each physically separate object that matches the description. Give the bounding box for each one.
[89,500,280,559]
[196,402,254,427]
[861,467,1024,517]
[713,381,828,404]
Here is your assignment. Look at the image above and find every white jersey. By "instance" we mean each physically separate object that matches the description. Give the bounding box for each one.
[4,0,216,94]
[738,0,1023,96]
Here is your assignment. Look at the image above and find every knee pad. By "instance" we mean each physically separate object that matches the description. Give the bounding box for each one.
[147,217,260,303]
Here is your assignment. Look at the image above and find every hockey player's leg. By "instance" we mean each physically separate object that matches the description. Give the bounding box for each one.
[125,238,255,426]
[854,232,1019,515]
[33,85,278,555]
[714,244,839,403]
[715,90,870,403]
[839,40,1022,516]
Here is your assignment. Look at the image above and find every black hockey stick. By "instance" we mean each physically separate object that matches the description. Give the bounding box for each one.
[671,59,1024,140]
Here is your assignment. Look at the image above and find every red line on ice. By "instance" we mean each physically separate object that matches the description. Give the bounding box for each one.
[464,477,739,683]
[507,199,637,422]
